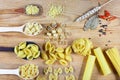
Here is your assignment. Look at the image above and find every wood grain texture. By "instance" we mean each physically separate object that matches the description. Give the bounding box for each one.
[0,0,120,80]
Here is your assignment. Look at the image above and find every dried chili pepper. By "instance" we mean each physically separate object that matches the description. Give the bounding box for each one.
[99,10,117,21]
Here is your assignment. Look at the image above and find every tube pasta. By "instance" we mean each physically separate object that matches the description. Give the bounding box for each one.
[14,42,40,60]
[19,64,39,79]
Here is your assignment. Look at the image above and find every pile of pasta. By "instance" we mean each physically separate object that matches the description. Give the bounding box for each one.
[43,66,75,80]
[72,38,93,56]
[41,41,72,66]
[25,4,39,15]
[48,5,63,18]
[19,64,39,79]
[24,22,43,36]
[14,42,40,60]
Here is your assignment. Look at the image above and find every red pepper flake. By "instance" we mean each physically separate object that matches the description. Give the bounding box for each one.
[98,10,117,21]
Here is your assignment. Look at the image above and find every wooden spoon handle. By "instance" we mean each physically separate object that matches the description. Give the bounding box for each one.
[0,47,14,52]
[0,8,25,14]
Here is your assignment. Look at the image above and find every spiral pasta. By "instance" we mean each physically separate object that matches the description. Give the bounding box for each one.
[19,64,39,79]
[72,38,93,56]
[14,42,40,60]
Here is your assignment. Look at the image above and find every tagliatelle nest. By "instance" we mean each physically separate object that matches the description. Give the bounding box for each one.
[72,38,93,56]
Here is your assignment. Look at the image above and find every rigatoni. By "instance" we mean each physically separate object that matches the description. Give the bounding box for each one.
[106,48,120,76]
[82,55,96,80]
[93,47,111,75]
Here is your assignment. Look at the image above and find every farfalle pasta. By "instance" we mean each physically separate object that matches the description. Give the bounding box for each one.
[65,66,74,74]
[49,73,58,80]
[14,42,40,60]
[65,74,75,80]
[72,38,93,56]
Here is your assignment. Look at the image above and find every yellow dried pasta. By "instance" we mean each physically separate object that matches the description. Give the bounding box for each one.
[65,46,72,55]
[41,41,73,66]
[14,42,40,60]
[19,64,39,79]
[49,73,58,80]
[54,68,62,75]
[45,59,55,65]
[36,75,46,80]
[65,66,74,74]
[65,74,75,80]
[45,41,52,51]
[41,51,49,60]
[56,47,64,53]
[72,38,93,56]
[44,66,52,75]
[26,4,39,15]
[59,59,68,66]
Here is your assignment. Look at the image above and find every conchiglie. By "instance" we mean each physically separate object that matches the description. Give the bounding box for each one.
[45,60,55,65]
[45,41,51,51]
[41,51,48,60]
[59,59,68,66]
[65,46,72,55]
[17,51,26,58]
[18,42,26,49]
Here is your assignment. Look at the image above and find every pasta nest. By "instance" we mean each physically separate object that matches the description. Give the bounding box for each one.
[72,38,93,56]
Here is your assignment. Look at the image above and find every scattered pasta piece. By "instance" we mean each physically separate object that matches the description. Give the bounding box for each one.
[65,74,75,80]
[72,38,93,56]
[56,47,64,53]
[14,42,40,60]
[36,75,46,80]
[44,66,52,75]
[59,59,68,66]
[54,68,62,75]
[19,64,39,79]
[65,66,74,74]
[49,73,58,80]
[45,59,55,65]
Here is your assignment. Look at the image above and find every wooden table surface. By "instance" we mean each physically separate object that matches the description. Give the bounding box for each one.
[0,0,120,80]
